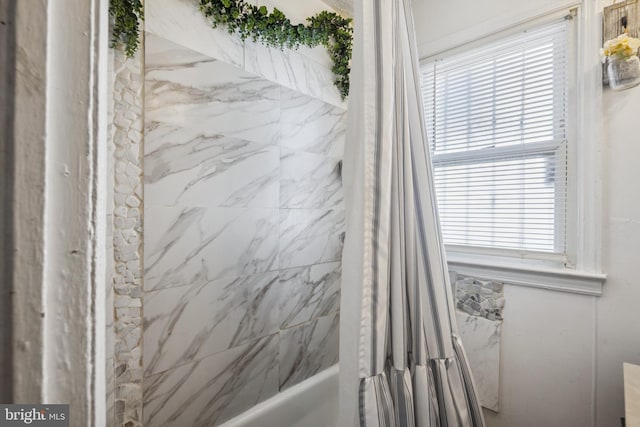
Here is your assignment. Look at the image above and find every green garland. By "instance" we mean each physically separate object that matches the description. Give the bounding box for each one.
[198,0,352,99]
[109,0,144,57]
[109,0,352,99]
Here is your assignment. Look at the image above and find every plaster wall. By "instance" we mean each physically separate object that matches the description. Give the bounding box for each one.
[597,72,640,427]
[8,0,109,424]
[484,286,595,427]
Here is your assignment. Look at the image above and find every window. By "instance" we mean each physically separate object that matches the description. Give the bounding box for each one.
[421,18,574,265]
[420,8,607,295]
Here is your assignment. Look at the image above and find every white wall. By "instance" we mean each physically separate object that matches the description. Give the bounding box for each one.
[485,286,596,427]
[412,0,577,58]
[597,83,640,426]
[412,0,640,426]
[8,0,109,424]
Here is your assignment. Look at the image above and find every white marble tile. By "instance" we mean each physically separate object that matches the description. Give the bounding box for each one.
[144,207,279,291]
[144,334,279,427]
[146,0,346,100]
[145,33,213,69]
[280,88,346,156]
[456,311,502,412]
[243,41,295,91]
[279,313,339,390]
[145,35,280,146]
[279,262,341,328]
[144,272,279,376]
[296,45,333,70]
[244,42,344,108]
[145,2,243,68]
[280,150,342,209]
[145,124,280,208]
[141,25,349,423]
[284,49,345,106]
[243,272,281,342]
[279,208,344,269]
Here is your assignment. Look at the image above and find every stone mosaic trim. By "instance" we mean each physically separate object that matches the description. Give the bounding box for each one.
[454,274,505,321]
[106,43,116,427]
[111,44,145,427]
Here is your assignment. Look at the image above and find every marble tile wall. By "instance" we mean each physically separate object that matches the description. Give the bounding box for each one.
[143,34,345,426]
[456,311,502,412]
[453,274,505,412]
[145,0,346,107]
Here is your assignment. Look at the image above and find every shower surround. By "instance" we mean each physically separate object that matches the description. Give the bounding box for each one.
[142,34,345,426]
[105,3,504,423]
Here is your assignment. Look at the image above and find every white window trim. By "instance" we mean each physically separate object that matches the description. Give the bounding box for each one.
[447,255,606,296]
[421,2,606,295]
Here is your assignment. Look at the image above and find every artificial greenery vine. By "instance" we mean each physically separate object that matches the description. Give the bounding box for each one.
[198,0,352,99]
[109,0,144,57]
[108,0,352,99]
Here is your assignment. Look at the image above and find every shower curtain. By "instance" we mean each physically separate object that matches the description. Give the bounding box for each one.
[338,0,486,426]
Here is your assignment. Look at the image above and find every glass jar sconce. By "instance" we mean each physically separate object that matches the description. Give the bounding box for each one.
[602,2,640,91]
[607,54,640,91]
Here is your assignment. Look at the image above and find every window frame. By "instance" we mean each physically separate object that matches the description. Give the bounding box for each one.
[419,4,606,295]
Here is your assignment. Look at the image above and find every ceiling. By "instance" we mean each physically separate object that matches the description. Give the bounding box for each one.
[321,0,353,17]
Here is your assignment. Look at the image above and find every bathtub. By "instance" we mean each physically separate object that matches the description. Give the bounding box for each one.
[220,364,339,427]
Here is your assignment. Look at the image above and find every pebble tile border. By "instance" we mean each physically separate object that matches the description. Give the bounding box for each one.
[110,43,145,427]
[454,274,505,321]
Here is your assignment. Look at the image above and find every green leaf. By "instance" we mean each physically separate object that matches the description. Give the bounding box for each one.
[108,0,352,99]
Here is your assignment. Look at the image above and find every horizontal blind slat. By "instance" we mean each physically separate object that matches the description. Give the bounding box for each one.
[421,18,570,255]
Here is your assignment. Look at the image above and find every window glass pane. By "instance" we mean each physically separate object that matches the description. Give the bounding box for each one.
[433,153,561,252]
[422,19,569,255]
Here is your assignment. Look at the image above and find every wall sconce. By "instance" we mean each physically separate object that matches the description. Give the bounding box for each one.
[603,0,640,90]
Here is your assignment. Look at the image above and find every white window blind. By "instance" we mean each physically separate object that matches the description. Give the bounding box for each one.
[421,19,571,257]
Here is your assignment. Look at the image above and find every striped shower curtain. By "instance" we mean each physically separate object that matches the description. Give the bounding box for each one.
[338,0,486,426]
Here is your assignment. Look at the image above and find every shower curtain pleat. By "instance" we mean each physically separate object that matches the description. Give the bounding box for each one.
[338,0,486,425]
